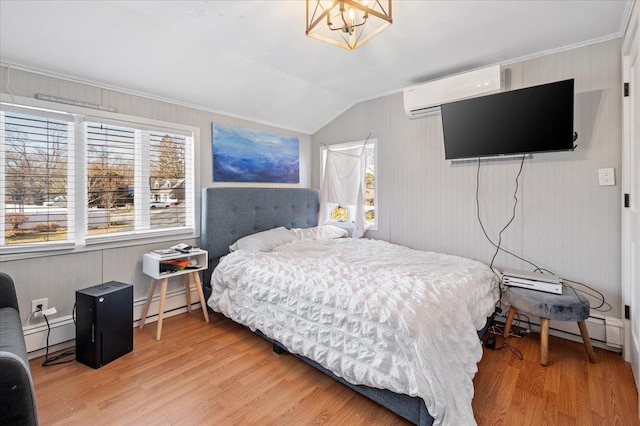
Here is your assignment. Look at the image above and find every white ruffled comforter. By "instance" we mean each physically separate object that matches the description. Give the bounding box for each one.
[209,238,499,425]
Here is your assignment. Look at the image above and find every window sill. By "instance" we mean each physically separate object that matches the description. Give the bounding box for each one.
[0,228,197,262]
[326,221,378,233]
[85,227,195,246]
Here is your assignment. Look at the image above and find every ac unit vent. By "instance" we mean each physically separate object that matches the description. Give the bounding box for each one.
[403,65,504,119]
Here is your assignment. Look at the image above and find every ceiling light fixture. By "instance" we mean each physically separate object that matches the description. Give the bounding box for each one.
[306,0,393,51]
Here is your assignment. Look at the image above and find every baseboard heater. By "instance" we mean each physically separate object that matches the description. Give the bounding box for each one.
[503,269,562,295]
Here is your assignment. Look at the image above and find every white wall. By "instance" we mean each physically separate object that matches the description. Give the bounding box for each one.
[0,38,624,353]
[313,39,623,320]
[0,66,312,346]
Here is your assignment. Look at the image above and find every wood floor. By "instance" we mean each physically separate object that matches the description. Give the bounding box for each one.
[30,310,639,425]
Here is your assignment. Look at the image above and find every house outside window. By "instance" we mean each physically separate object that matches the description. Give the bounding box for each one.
[0,101,196,254]
[1,108,74,247]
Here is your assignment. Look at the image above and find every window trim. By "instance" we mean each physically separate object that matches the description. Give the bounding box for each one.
[319,138,378,231]
[1,106,76,248]
[0,94,199,259]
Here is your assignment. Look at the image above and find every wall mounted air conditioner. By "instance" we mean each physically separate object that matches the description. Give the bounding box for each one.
[403,65,504,119]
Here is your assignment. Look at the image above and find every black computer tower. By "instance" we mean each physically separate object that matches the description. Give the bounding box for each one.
[76,281,133,369]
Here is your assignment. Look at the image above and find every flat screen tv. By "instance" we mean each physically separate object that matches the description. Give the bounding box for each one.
[441,79,575,160]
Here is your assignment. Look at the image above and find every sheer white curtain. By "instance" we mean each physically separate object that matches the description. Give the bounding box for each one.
[319,144,369,238]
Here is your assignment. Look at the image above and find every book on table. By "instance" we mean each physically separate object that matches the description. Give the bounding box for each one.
[151,248,179,257]
[159,259,193,273]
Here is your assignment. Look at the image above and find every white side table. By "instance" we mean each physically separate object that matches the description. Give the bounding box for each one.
[140,249,209,340]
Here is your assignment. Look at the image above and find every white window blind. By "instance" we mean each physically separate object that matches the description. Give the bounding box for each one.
[84,120,194,241]
[85,121,135,236]
[1,109,75,248]
[148,130,193,230]
[0,100,196,254]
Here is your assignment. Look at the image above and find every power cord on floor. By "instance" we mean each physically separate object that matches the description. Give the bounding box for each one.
[512,312,532,334]
[484,335,524,360]
[40,304,76,367]
[488,323,529,339]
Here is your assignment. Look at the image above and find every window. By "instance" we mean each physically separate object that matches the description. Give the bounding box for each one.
[1,108,74,248]
[1,103,195,254]
[320,139,377,229]
[85,122,135,236]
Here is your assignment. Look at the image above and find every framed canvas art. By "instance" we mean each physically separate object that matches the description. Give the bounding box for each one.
[212,123,299,183]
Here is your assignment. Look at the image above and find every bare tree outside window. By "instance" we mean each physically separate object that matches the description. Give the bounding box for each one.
[149,133,187,229]
[3,112,69,244]
[1,108,195,250]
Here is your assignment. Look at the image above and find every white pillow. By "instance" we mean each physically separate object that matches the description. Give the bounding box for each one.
[292,225,348,241]
[229,227,296,252]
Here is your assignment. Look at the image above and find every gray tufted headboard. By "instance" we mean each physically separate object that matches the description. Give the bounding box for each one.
[201,187,320,261]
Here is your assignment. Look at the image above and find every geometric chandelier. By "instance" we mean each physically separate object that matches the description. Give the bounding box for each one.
[306,1,393,51]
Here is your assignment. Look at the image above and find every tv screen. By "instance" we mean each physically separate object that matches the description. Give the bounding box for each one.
[441,79,575,160]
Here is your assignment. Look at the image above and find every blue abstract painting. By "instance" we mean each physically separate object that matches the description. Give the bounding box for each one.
[212,123,299,183]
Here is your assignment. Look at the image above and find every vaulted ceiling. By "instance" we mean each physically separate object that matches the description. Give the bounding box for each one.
[0,1,632,134]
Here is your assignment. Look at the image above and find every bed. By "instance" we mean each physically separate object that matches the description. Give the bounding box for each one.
[201,187,499,426]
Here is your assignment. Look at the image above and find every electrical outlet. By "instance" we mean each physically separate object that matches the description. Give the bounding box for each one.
[598,168,615,186]
[31,298,48,315]
[33,307,57,318]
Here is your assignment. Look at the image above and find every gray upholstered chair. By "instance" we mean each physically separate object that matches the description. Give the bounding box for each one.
[503,286,596,366]
[0,272,39,425]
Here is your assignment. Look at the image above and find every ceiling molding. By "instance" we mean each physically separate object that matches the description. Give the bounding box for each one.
[620,0,637,36]
[0,61,313,136]
[500,32,624,67]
